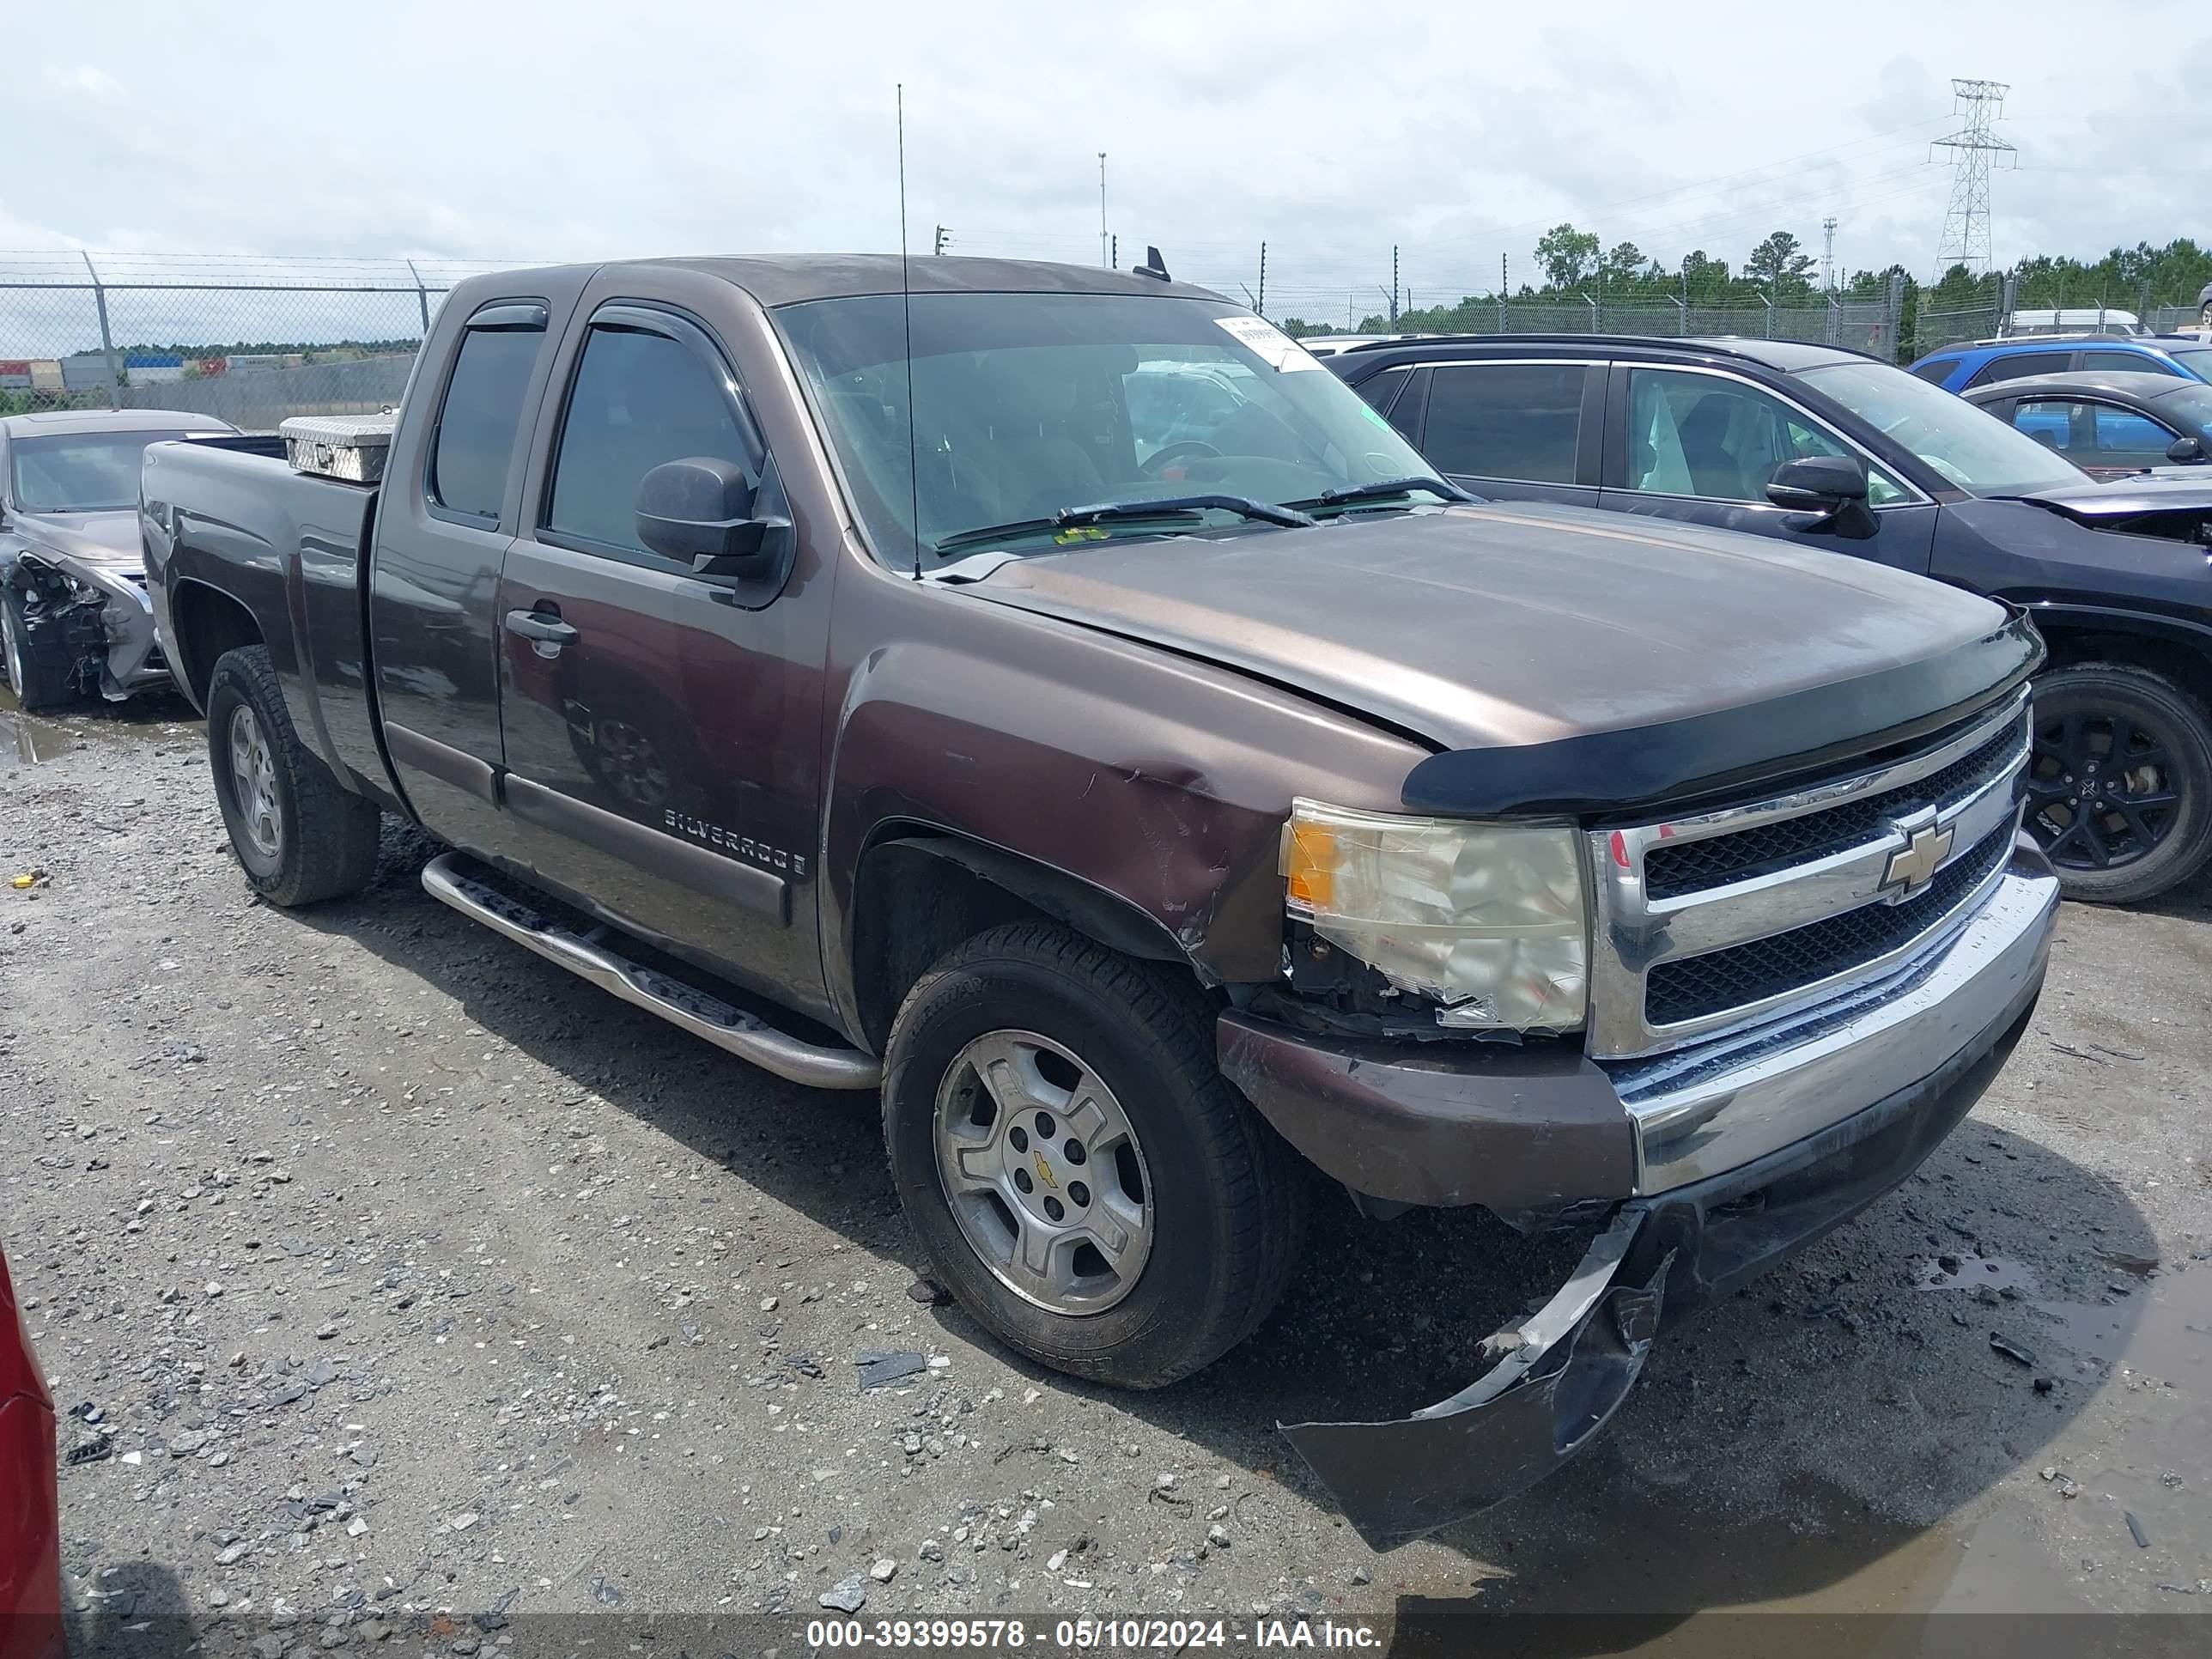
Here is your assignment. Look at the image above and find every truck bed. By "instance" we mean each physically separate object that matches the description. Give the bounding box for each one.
[142,439,399,810]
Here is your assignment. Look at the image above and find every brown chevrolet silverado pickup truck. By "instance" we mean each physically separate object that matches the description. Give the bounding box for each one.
[142,254,2058,1548]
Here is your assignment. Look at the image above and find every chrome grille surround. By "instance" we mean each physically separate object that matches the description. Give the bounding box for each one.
[1584,685,2032,1061]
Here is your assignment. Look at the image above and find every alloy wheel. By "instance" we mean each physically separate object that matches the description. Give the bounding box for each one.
[227,704,283,860]
[932,1029,1155,1316]
[2027,707,2181,872]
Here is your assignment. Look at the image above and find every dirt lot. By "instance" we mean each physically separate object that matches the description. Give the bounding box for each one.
[2,691,2208,1651]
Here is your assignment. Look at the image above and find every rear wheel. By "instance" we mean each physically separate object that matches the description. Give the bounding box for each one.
[0,582,82,712]
[205,645,383,906]
[883,922,1304,1389]
[2026,663,2212,903]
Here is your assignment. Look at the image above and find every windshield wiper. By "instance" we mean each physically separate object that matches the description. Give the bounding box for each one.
[933,494,1316,556]
[1287,475,1480,513]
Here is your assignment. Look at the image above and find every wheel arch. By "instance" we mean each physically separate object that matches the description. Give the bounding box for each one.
[848,827,1196,1054]
[167,579,265,713]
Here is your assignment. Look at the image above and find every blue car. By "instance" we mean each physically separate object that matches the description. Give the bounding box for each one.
[1909,332,2212,392]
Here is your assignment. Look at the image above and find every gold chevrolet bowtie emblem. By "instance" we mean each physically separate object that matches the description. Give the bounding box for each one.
[1882,820,1954,898]
[1032,1152,1059,1190]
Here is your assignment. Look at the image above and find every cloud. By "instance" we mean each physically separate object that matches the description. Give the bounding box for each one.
[4,0,2205,317]
[40,64,123,99]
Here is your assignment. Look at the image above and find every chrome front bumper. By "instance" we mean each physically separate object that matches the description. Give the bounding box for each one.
[1605,837,2060,1193]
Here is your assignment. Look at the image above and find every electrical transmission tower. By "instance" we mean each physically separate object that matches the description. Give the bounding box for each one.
[1930,78,2014,276]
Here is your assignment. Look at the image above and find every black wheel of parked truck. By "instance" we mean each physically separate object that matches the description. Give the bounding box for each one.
[882,921,1306,1389]
[205,646,385,907]
[0,581,83,712]
[2026,663,2212,904]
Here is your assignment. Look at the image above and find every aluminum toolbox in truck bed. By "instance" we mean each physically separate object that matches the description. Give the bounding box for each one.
[278,414,396,483]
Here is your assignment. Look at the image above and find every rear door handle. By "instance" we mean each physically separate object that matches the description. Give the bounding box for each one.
[504,608,578,647]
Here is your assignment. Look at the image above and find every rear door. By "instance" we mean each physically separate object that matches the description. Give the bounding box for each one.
[371,296,563,848]
[1401,358,1604,507]
[1595,362,1939,574]
[1960,349,2075,391]
[493,287,829,1007]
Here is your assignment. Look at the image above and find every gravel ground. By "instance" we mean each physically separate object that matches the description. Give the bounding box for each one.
[2,694,2208,1651]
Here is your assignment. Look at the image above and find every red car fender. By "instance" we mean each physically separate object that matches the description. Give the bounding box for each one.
[0,1249,63,1659]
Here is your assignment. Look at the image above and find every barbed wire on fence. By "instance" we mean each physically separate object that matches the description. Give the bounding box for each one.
[0,246,1898,427]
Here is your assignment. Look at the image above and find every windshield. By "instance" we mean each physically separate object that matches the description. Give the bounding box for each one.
[1796,360,2085,496]
[2149,380,2212,437]
[2161,343,2212,384]
[775,292,1437,563]
[9,429,205,512]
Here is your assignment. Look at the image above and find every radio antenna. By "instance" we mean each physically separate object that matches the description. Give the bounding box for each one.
[898,83,922,581]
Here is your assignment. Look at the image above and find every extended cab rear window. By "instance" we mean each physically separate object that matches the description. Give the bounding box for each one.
[430,324,542,521]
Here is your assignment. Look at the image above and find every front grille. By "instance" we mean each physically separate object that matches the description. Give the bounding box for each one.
[1644,721,2023,900]
[1644,823,2014,1027]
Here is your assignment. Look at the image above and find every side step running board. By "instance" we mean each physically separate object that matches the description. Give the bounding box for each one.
[420,852,880,1091]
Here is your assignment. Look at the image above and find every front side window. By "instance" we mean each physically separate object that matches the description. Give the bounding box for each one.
[774,292,1437,567]
[9,429,209,512]
[546,325,752,555]
[1622,368,1904,504]
[1422,363,1589,483]
[1796,360,2085,496]
[2088,404,2181,468]
[2008,399,2082,452]
[1909,359,1957,384]
[430,325,542,520]
[1964,350,2072,389]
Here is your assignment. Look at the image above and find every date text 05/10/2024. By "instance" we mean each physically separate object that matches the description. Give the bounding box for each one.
[801,1618,1382,1650]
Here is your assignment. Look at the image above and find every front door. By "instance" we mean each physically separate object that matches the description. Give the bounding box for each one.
[493,298,827,1006]
[1596,363,1938,575]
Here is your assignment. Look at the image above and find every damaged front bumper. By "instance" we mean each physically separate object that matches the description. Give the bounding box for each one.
[1285,1209,1672,1553]
[3,552,167,700]
[1247,843,2058,1551]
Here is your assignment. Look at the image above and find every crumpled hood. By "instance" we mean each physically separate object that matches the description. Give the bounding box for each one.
[964,502,2014,755]
[9,508,141,572]
[2015,472,2212,520]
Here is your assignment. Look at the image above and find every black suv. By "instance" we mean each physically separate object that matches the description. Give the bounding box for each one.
[1327,334,2212,902]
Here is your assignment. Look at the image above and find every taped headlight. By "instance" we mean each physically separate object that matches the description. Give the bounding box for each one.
[1281,799,1589,1030]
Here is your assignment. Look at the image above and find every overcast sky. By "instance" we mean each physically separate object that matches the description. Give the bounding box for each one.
[10,0,2211,319]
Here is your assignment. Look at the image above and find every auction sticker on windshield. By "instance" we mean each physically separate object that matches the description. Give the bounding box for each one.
[1215,314,1322,371]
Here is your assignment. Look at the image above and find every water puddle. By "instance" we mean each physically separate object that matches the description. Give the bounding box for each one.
[1914,1249,2154,1367]
[0,684,200,764]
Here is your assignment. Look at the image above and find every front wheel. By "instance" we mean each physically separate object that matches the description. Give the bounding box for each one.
[883,922,1305,1389]
[1,581,82,712]
[2026,663,2212,903]
[205,645,384,906]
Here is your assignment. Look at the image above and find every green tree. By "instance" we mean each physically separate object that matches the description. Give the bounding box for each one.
[1746,231,1817,297]
[1535,223,1601,289]
[1601,240,1648,286]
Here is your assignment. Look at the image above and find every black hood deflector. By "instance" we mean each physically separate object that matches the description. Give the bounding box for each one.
[1400,609,2042,818]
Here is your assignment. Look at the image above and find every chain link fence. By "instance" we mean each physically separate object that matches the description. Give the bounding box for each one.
[1459,296,1899,356]
[0,252,520,428]
[2,249,1918,432]
[1914,280,2212,362]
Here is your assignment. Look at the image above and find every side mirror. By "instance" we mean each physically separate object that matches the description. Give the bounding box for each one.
[635,457,791,578]
[1765,454,1869,514]
[2167,435,2205,465]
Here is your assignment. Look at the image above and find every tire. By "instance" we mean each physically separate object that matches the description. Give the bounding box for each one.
[2027,662,2212,904]
[0,580,83,712]
[205,645,383,906]
[883,922,1305,1389]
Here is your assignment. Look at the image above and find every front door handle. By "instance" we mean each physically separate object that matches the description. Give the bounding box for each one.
[505,608,579,647]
